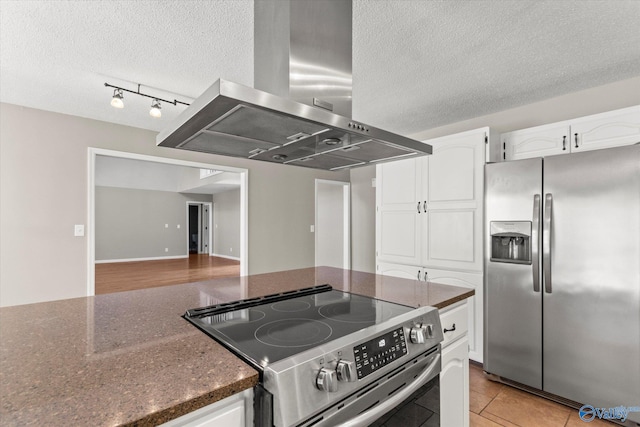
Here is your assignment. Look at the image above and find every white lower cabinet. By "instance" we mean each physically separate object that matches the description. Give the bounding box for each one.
[160,389,252,427]
[439,300,470,427]
[377,262,482,363]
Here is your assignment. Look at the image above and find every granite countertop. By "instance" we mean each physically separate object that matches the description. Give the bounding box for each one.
[0,267,474,426]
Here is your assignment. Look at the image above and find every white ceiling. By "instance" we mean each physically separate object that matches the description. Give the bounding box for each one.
[96,155,240,195]
[1,1,639,138]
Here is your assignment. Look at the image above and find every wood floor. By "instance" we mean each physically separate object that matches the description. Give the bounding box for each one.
[95,254,240,294]
[469,363,613,426]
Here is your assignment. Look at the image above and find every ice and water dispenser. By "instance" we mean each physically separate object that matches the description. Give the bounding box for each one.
[490,222,532,264]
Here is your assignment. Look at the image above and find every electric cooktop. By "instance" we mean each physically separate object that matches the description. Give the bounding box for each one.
[183,285,415,370]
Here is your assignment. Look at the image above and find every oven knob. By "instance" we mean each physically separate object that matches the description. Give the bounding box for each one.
[316,367,338,392]
[410,324,432,344]
[425,323,434,338]
[336,360,356,382]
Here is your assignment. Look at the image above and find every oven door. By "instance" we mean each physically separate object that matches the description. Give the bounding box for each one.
[301,348,441,427]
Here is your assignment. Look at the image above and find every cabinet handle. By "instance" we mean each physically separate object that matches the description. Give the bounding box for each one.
[562,135,566,151]
[574,133,579,148]
[444,323,456,333]
[423,271,428,282]
[417,202,421,213]
[423,201,427,212]
[417,270,421,280]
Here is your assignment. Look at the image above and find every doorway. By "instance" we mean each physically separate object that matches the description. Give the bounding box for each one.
[188,202,212,255]
[315,180,350,269]
[87,148,249,296]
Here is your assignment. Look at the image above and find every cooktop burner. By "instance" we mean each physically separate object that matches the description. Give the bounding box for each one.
[183,285,415,369]
[255,318,333,348]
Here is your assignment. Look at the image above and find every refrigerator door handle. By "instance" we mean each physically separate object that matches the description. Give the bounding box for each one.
[532,194,541,292]
[543,193,553,293]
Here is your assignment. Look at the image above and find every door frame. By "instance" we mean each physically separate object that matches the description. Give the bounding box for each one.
[314,179,351,269]
[87,148,248,296]
[186,201,213,255]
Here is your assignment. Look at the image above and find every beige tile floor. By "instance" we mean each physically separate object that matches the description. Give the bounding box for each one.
[469,363,615,426]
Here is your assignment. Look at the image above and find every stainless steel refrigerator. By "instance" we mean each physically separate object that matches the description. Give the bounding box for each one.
[484,144,640,423]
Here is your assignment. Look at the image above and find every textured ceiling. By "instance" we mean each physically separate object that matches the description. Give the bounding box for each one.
[1,0,639,138]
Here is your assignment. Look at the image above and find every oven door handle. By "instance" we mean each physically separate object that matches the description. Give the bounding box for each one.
[340,353,441,427]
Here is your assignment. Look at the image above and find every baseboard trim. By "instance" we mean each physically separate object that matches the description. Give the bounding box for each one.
[469,359,483,369]
[95,255,189,264]
[212,253,241,261]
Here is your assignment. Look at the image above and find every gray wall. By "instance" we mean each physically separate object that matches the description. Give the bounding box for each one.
[0,103,348,307]
[2,77,638,306]
[95,187,211,261]
[211,189,241,259]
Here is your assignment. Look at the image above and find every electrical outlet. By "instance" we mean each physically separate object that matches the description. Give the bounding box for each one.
[74,224,84,237]
[165,248,168,252]
[310,225,315,233]
[177,224,180,229]
[165,224,168,228]
[230,248,233,253]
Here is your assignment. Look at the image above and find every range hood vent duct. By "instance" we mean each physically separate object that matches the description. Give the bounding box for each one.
[156,0,431,171]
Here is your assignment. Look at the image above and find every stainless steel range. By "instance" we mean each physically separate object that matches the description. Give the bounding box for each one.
[183,285,443,426]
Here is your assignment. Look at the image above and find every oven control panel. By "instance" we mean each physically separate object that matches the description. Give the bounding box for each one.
[353,327,407,379]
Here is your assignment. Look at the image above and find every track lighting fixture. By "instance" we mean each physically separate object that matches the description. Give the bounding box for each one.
[110,89,124,109]
[149,99,162,118]
[105,82,189,117]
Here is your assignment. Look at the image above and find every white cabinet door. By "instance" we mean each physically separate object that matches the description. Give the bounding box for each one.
[376,128,486,272]
[376,262,421,280]
[440,336,470,427]
[160,392,247,427]
[377,263,483,364]
[570,105,640,153]
[501,105,640,161]
[375,262,426,304]
[422,129,485,272]
[425,269,482,363]
[376,158,423,265]
[502,122,570,161]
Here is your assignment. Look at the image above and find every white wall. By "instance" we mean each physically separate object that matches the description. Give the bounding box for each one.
[211,189,241,259]
[349,166,376,273]
[316,182,346,269]
[0,103,348,307]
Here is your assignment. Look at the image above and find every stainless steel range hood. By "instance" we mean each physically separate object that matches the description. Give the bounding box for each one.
[157,0,431,171]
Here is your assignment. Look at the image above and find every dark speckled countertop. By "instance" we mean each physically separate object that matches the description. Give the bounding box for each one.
[0,267,473,426]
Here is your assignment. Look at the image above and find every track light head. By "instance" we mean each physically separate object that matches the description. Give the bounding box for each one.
[110,88,124,109]
[150,99,162,118]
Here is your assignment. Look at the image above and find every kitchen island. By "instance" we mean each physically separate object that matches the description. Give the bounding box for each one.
[0,267,473,426]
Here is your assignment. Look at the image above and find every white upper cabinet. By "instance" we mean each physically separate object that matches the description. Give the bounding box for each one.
[570,105,640,152]
[376,128,486,273]
[502,105,640,161]
[502,122,570,161]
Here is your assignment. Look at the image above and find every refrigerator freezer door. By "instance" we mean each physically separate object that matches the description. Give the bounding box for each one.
[484,158,543,388]
[543,144,640,418]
